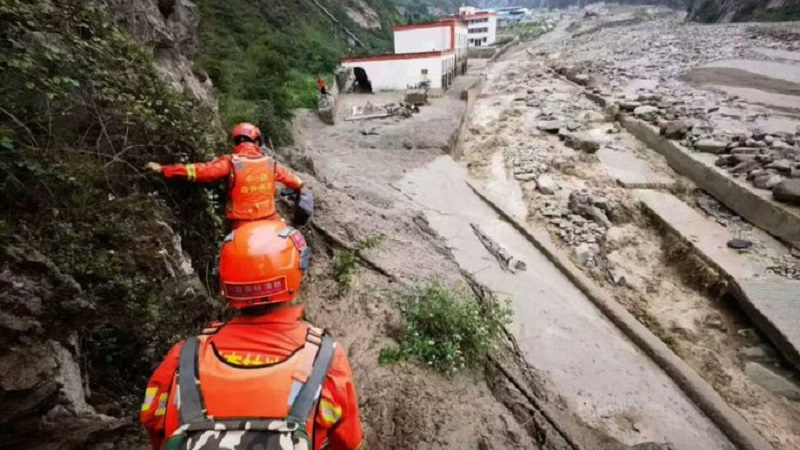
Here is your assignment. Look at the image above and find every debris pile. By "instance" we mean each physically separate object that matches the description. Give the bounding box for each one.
[345,101,420,121]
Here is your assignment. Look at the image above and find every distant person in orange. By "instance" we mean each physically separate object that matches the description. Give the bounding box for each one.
[316,75,329,95]
[146,123,313,229]
[140,221,364,450]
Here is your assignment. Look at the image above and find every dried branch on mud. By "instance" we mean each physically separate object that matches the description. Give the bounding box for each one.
[310,220,397,282]
[461,269,583,450]
[470,223,527,273]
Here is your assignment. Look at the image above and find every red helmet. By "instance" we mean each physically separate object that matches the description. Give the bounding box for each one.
[231,122,263,145]
[218,221,309,309]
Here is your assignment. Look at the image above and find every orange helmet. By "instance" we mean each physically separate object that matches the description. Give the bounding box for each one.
[231,122,263,145]
[218,221,309,309]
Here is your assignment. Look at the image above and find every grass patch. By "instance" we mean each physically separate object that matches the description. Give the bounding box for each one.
[331,235,385,293]
[380,282,511,376]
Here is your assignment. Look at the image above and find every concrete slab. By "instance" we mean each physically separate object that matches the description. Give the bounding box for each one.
[399,156,737,450]
[635,190,760,279]
[620,115,800,249]
[597,146,676,189]
[731,279,800,373]
[637,190,800,373]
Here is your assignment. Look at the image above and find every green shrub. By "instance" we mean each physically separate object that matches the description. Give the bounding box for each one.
[380,282,511,376]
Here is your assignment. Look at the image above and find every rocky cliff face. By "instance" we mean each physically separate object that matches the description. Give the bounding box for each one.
[108,0,214,103]
[0,1,219,448]
[0,243,124,449]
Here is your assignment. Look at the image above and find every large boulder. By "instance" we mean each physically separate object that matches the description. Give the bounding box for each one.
[536,174,559,195]
[660,120,689,139]
[773,179,800,205]
[563,131,603,154]
[695,139,727,154]
[537,120,565,133]
[317,93,335,125]
[633,105,659,121]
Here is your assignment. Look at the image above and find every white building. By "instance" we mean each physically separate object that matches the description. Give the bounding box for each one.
[393,19,468,74]
[339,19,468,94]
[341,51,456,93]
[456,7,497,47]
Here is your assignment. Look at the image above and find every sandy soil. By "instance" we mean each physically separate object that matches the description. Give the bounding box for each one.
[460,17,800,449]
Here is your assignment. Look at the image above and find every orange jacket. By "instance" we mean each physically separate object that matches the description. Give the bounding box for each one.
[316,77,328,90]
[140,306,363,450]
[160,143,304,221]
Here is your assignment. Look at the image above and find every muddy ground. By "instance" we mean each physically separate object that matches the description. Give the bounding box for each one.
[461,7,799,450]
[282,76,657,449]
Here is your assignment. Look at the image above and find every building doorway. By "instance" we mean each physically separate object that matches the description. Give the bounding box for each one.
[353,67,373,93]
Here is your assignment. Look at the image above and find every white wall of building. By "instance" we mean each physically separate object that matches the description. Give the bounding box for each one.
[341,53,454,92]
[394,26,450,54]
[465,14,497,47]
[453,23,468,63]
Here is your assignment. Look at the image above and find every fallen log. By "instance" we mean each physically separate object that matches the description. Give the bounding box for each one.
[470,223,526,273]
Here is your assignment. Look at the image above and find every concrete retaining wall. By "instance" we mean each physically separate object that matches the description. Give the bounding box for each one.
[468,47,496,59]
[620,115,800,249]
[451,76,486,159]
[488,36,519,63]
[468,182,774,450]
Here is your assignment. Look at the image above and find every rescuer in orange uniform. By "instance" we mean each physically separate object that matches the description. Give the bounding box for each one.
[140,221,363,450]
[316,76,328,95]
[146,123,313,228]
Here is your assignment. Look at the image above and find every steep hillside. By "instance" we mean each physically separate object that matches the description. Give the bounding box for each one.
[0,1,223,448]
[394,0,474,21]
[688,0,800,22]
[195,0,402,143]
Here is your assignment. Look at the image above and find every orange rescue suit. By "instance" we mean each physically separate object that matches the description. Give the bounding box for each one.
[159,142,303,222]
[140,306,363,450]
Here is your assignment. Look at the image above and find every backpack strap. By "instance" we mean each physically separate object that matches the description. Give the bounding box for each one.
[177,337,208,425]
[287,334,336,425]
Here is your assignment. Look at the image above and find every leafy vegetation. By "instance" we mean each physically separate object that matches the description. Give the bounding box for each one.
[380,282,511,376]
[0,0,222,395]
[332,235,385,293]
[195,0,400,144]
[502,21,549,41]
[752,4,800,22]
